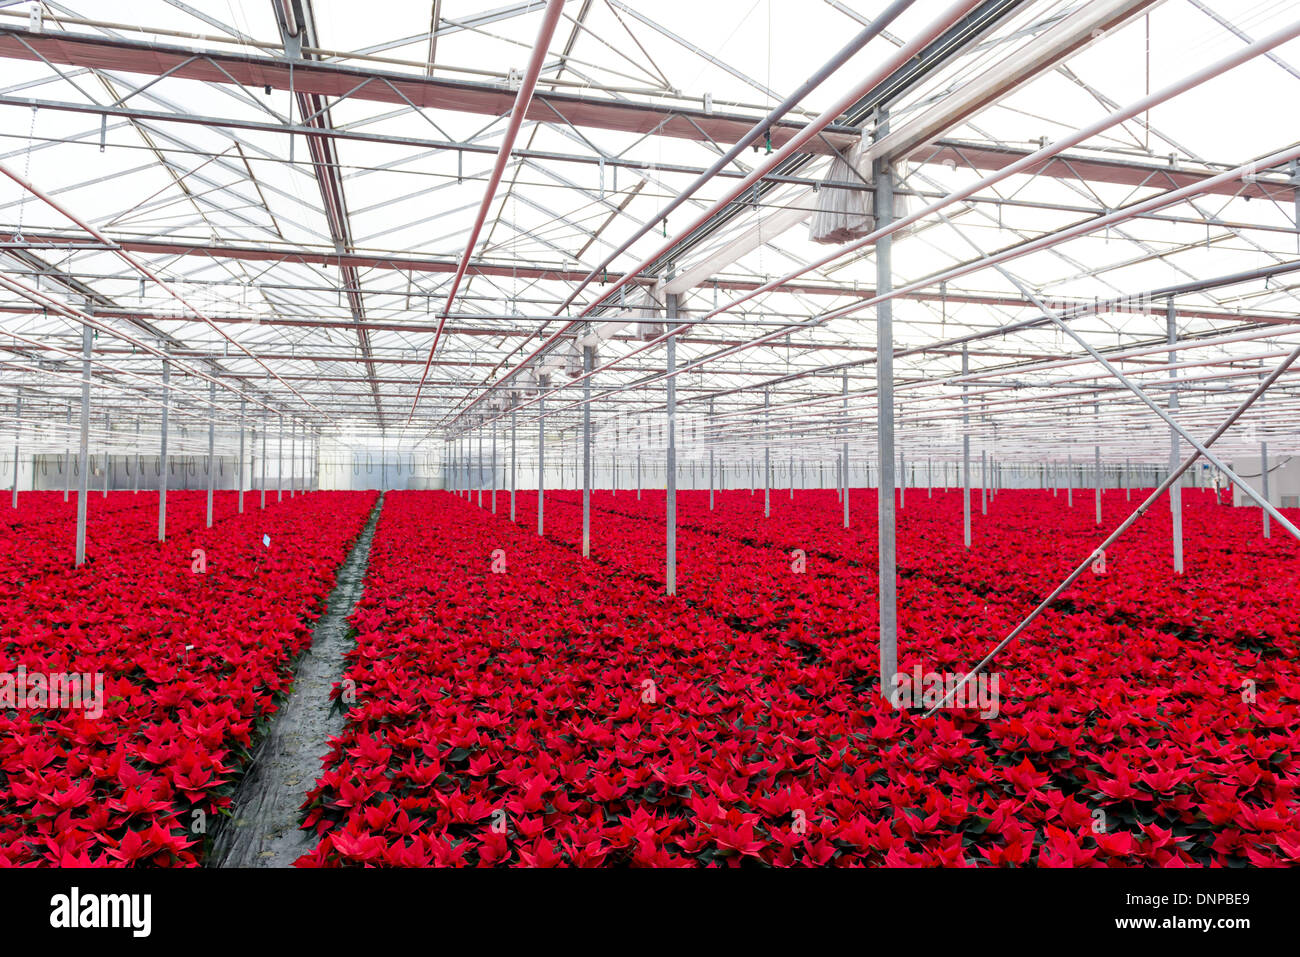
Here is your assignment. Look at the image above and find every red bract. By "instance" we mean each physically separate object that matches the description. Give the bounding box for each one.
[0,490,377,866]
[297,488,1300,867]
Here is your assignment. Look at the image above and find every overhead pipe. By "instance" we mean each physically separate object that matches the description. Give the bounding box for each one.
[524,138,1300,434]
[448,0,985,427]
[554,0,917,317]
[484,14,1300,424]
[689,16,1300,327]
[0,272,278,415]
[447,200,1300,445]
[0,162,329,419]
[407,0,566,422]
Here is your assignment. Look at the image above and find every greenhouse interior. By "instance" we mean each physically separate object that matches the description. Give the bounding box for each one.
[0,0,1297,896]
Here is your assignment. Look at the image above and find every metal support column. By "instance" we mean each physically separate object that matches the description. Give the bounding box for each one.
[763,388,770,518]
[900,448,906,509]
[289,419,296,499]
[260,419,267,509]
[962,343,971,548]
[10,387,20,508]
[277,416,284,503]
[103,413,110,498]
[1262,440,1271,539]
[537,395,545,536]
[666,294,678,596]
[980,448,987,515]
[874,140,898,700]
[75,326,91,566]
[159,360,169,540]
[708,398,715,511]
[582,344,592,557]
[510,406,517,521]
[64,403,71,502]
[492,422,498,514]
[238,398,246,514]
[206,380,215,528]
[1168,300,1184,572]
[842,369,850,528]
[1094,444,1102,525]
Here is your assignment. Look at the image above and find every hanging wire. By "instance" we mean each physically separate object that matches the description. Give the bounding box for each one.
[13,106,36,242]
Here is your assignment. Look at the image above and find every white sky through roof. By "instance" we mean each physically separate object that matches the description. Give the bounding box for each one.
[0,0,1297,475]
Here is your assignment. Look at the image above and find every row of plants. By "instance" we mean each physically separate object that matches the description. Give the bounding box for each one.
[300,490,1300,866]
[0,490,376,866]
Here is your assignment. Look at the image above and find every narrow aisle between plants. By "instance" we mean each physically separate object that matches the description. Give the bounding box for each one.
[211,493,385,868]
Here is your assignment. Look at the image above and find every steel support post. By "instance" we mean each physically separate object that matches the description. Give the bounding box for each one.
[962,344,971,548]
[103,413,110,498]
[980,448,987,515]
[260,421,267,509]
[582,345,592,557]
[75,327,91,566]
[510,406,517,521]
[666,294,678,596]
[64,403,71,503]
[10,387,19,508]
[1262,440,1271,539]
[237,398,246,514]
[289,419,296,499]
[492,422,498,514]
[875,142,898,701]
[763,388,770,518]
[709,446,715,510]
[709,398,715,511]
[277,417,284,503]
[537,395,545,536]
[1168,300,1184,572]
[842,369,850,528]
[1094,445,1102,525]
[159,361,169,539]
[206,381,215,527]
